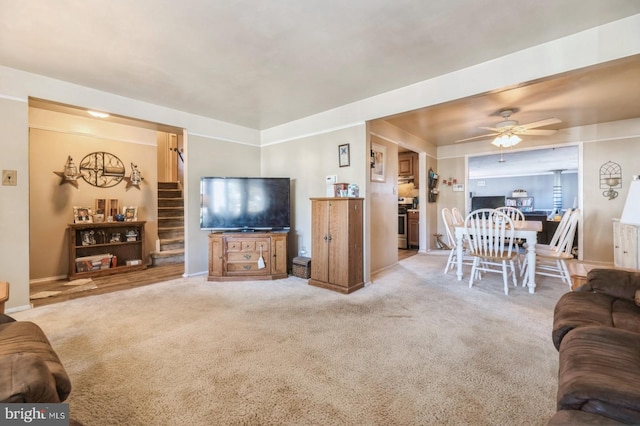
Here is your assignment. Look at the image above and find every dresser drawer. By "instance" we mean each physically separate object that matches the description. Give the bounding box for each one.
[227,261,270,274]
[227,251,268,262]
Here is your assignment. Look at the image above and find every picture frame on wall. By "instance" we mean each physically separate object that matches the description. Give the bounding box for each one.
[338,143,350,167]
[371,143,386,182]
[123,206,138,221]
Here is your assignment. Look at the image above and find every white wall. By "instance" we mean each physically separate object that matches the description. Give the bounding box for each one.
[260,124,369,278]
[184,135,261,276]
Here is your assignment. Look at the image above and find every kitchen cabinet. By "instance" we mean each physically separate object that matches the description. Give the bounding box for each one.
[408,210,419,248]
[398,152,419,188]
[613,219,640,269]
[309,197,364,294]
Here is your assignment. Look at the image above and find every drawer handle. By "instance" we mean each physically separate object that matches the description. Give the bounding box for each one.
[243,265,252,270]
[243,254,252,260]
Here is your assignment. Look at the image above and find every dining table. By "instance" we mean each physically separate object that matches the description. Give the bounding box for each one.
[454,220,543,293]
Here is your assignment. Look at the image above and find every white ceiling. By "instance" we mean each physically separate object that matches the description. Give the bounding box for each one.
[2,0,640,134]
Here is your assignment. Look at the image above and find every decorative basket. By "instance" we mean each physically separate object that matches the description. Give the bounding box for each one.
[292,256,311,279]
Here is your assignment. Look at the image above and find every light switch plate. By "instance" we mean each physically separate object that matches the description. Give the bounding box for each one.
[2,170,17,186]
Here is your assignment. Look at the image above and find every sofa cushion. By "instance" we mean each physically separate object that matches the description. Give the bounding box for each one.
[0,321,71,402]
[557,326,640,424]
[552,291,614,350]
[547,409,626,425]
[552,291,640,350]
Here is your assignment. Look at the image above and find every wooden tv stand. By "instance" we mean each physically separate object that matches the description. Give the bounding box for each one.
[208,231,288,281]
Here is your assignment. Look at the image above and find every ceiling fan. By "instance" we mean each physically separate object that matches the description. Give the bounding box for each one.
[456,108,561,146]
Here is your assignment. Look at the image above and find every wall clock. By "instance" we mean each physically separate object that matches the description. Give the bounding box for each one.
[79,152,126,188]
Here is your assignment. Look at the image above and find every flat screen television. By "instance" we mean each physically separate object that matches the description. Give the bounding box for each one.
[200,177,291,231]
[471,195,506,211]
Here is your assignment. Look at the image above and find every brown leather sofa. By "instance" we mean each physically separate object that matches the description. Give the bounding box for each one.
[549,269,640,425]
[0,282,71,403]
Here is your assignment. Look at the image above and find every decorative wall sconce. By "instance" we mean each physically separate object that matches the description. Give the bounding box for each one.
[53,156,83,188]
[603,177,621,200]
[124,163,144,189]
[600,161,622,200]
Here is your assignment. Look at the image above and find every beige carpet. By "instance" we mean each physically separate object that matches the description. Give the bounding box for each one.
[13,254,568,425]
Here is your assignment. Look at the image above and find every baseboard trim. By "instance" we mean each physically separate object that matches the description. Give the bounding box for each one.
[6,304,33,313]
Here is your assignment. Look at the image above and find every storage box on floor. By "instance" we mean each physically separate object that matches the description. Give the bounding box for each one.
[76,254,113,272]
[292,256,311,278]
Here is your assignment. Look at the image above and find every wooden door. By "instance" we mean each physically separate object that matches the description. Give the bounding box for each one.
[310,200,329,283]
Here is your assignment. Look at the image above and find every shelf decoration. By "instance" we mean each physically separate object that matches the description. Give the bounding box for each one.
[54,156,83,188]
[124,163,144,189]
[600,161,622,200]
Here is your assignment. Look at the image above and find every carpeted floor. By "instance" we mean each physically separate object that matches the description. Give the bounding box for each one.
[13,253,568,425]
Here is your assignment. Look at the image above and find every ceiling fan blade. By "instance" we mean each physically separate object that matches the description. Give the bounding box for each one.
[516,129,558,136]
[519,117,561,130]
[478,126,500,132]
[455,132,499,143]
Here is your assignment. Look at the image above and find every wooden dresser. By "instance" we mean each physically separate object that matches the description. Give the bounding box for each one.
[208,231,288,281]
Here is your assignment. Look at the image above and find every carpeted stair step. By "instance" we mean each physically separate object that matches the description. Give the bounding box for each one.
[158,182,180,190]
[158,189,183,199]
[159,217,185,228]
[158,198,184,208]
[159,237,185,251]
[158,227,184,240]
[158,207,184,217]
[150,249,184,266]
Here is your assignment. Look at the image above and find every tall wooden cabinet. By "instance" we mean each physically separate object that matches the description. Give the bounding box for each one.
[309,197,364,294]
[613,219,640,269]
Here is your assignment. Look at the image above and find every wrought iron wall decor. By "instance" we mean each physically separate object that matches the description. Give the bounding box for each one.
[600,161,622,200]
[79,152,126,188]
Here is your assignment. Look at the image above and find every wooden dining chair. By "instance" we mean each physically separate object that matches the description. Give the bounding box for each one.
[520,208,573,277]
[451,207,464,225]
[522,209,580,288]
[442,208,473,274]
[464,209,518,295]
[496,206,525,268]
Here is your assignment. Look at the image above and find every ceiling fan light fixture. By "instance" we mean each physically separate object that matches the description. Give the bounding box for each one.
[491,133,522,148]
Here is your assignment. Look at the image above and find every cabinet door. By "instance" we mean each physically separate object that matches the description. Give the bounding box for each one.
[310,200,329,283]
[408,214,419,247]
[328,200,350,286]
[271,234,287,275]
[399,154,413,176]
[209,235,223,277]
[621,224,639,269]
[613,221,623,267]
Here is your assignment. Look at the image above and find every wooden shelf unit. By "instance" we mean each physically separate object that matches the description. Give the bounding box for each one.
[309,197,364,294]
[208,231,288,281]
[68,221,146,279]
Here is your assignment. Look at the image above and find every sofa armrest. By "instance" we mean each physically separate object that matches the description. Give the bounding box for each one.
[578,269,640,300]
[0,353,62,403]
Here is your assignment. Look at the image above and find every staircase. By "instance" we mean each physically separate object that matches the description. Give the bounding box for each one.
[150,182,185,266]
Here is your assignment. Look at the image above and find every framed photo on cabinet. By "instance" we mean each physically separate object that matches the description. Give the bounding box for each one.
[122,206,138,221]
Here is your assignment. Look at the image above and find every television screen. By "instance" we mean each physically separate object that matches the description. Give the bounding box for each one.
[200,177,291,231]
[471,196,506,211]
